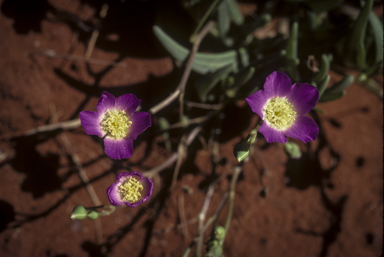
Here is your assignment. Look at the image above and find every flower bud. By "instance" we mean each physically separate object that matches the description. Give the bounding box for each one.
[233,142,249,162]
[214,226,226,240]
[71,205,87,220]
[284,142,302,159]
[87,210,99,220]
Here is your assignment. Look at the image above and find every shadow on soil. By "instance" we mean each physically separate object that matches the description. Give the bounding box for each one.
[284,111,349,257]
[8,132,63,199]
[0,200,16,233]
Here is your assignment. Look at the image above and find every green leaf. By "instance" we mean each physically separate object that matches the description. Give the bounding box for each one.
[284,142,302,159]
[306,0,342,13]
[357,76,383,98]
[344,0,373,69]
[317,75,330,98]
[159,117,172,151]
[159,117,170,130]
[313,54,331,85]
[318,90,346,103]
[195,64,235,102]
[218,0,231,38]
[234,66,255,88]
[325,74,354,94]
[313,106,326,114]
[238,47,249,67]
[356,0,373,70]
[366,60,383,78]
[226,0,244,25]
[153,25,244,75]
[286,22,298,63]
[366,11,383,69]
[233,129,257,162]
[181,115,190,128]
[286,22,300,81]
[225,67,255,98]
[357,42,367,70]
[233,142,249,162]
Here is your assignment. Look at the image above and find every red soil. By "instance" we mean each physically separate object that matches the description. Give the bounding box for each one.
[0,1,382,257]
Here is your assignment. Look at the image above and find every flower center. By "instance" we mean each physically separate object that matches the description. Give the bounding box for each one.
[119,177,143,203]
[101,110,132,139]
[263,97,296,130]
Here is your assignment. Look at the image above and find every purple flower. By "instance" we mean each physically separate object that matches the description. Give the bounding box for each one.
[107,172,153,207]
[79,91,151,159]
[246,71,319,144]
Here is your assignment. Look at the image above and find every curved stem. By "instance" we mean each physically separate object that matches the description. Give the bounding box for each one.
[224,166,241,234]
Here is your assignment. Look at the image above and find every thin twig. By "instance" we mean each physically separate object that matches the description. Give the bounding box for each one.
[171,135,188,190]
[196,184,215,257]
[149,89,180,115]
[182,185,215,257]
[224,166,241,238]
[185,100,223,110]
[179,20,215,121]
[189,0,221,43]
[155,217,197,234]
[203,192,229,232]
[143,126,202,178]
[162,112,215,131]
[144,153,178,179]
[30,50,126,67]
[85,4,109,59]
[149,21,215,116]
[60,135,102,206]
[0,118,81,140]
[178,194,190,239]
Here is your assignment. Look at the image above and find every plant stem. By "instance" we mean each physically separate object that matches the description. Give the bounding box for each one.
[149,21,215,116]
[179,21,215,121]
[143,127,202,178]
[189,0,221,43]
[224,166,241,234]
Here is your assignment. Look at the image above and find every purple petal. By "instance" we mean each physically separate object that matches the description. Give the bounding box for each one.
[246,90,269,119]
[104,137,134,159]
[97,91,116,114]
[116,171,143,181]
[107,172,142,206]
[107,183,124,206]
[283,115,319,143]
[259,122,287,144]
[286,83,319,115]
[263,71,292,98]
[115,94,141,116]
[79,111,104,137]
[107,172,153,208]
[141,177,153,202]
[127,112,151,140]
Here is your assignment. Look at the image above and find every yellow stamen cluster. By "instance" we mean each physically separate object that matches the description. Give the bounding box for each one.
[263,97,296,130]
[119,177,143,203]
[101,110,132,139]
